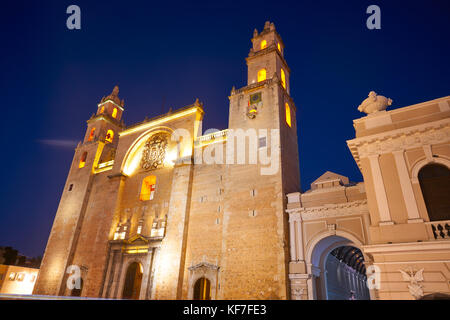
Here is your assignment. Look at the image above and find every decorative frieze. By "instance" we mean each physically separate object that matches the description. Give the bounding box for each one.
[347,119,450,169]
[289,200,368,221]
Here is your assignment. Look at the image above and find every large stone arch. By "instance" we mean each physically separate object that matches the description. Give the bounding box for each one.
[411,156,450,183]
[410,156,450,222]
[305,230,371,300]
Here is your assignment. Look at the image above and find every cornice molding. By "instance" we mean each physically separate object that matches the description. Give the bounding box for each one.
[288,200,368,221]
[347,118,450,169]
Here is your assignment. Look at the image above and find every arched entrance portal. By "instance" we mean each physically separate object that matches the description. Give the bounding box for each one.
[193,277,211,300]
[325,246,370,300]
[308,234,371,300]
[122,262,143,299]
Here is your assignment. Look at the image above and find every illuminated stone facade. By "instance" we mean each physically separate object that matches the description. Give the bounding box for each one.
[33,21,450,300]
[34,21,299,299]
[288,96,450,300]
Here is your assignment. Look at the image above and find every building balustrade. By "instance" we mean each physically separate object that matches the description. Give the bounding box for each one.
[426,220,450,240]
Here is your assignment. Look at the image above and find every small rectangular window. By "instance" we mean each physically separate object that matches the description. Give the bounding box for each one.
[68,184,73,191]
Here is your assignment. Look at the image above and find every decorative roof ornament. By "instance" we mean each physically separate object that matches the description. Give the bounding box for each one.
[358,91,392,114]
[264,21,270,30]
[253,28,258,38]
[193,98,203,108]
[100,85,125,107]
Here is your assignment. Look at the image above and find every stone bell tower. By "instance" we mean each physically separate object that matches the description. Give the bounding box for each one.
[34,86,125,296]
[218,21,300,299]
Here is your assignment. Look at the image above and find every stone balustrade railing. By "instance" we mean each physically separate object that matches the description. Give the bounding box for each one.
[426,220,450,240]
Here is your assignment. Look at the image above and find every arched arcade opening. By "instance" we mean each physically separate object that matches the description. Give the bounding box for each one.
[308,234,371,300]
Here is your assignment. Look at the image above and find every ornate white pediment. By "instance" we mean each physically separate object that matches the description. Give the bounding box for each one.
[188,262,220,272]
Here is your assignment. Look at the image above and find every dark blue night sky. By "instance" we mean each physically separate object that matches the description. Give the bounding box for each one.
[1,0,449,257]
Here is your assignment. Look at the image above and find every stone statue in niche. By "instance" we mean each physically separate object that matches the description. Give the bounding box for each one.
[140,133,168,170]
[358,91,393,114]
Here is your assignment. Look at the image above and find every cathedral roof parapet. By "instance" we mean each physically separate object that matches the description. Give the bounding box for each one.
[122,99,204,134]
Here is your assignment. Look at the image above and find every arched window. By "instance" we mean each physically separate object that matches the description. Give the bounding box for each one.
[277,43,281,52]
[280,69,286,89]
[285,102,291,127]
[100,106,105,113]
[140,176,156,201]
[88,128,95,141]
[70,278,83,297]
[112,108,118,118]
[418,163,450,221]
[79,152,87,168]
[260,40,267,50]
[193,277,211,300]
[257,68,266,82]
[105,130,114,143]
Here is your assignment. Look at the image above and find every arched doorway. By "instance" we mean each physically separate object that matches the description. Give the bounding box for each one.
[122,262,143,299]
[325,246,370,300]
[308,234,371,300]
[418,163,450,221]
[193,277,211,300]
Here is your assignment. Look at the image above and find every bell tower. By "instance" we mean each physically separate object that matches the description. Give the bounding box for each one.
[246,21,290,94]
[85,85,124,146]
[34,86,125,296]
[219,22,300,299]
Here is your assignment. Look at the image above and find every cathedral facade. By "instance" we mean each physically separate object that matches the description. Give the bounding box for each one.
[33,22,450,300]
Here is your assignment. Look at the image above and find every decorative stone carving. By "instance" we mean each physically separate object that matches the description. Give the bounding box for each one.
[347,120,450,169]
[140,134,168,170]
[399,267,425,299]
[358,91,393,114]
[188,262,220,272]
[296,200,368,221]
[291,287,304,300]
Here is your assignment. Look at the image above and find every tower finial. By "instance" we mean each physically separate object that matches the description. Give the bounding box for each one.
[101,85,124,107]
[253,28,258,38]
[112,85,119,96]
